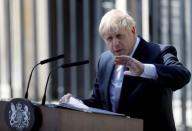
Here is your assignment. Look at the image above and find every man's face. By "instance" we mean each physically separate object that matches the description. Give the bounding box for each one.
[102,27,136,56]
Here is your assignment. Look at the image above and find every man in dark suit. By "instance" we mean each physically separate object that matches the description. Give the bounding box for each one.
[60,9,191,131]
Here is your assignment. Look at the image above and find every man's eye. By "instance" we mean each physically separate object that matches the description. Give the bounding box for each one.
[116,34,122,39]
[107,37,113,41]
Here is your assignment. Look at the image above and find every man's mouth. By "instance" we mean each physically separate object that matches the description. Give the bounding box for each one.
[114,49,122,53]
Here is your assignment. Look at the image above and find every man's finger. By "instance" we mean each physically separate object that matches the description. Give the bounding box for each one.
[124,71,137,76]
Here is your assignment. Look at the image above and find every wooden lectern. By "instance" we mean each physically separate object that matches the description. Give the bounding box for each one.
[0,100,143,131]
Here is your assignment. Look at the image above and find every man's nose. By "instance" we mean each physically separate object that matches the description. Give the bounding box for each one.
[113,38,119,47]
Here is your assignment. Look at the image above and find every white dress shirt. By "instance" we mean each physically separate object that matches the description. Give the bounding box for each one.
[110,37,158,112]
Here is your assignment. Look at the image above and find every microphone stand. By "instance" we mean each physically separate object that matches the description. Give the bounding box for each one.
[24,54,64,100]
[25,63,40,99]
[41,66,61,105]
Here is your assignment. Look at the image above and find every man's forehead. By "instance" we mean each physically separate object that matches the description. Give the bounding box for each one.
[103,29,127,36]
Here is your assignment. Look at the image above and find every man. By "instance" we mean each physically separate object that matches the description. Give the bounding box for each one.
[59,9,191,131]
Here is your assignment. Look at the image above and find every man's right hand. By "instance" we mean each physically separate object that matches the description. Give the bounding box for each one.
[59,93,72,104]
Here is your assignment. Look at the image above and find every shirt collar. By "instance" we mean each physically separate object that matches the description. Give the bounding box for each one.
[129,36,140,57]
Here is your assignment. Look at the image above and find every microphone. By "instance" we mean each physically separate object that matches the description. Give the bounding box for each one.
[61,60,89,68]
[41,60,89,105]
[24,54,64,99]
[39,54,64,65]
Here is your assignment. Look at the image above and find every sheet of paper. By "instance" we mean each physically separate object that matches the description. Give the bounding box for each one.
[67,96,89,110]
[57,97,125,116]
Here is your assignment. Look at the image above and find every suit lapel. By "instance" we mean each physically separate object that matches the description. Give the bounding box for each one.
[132,38,145,61]
[103,57,115,110]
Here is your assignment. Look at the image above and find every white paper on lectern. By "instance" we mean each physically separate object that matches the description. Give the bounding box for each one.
[58,97,125,116]
[67,96,89,110]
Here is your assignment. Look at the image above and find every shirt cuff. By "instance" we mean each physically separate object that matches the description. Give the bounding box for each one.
[140,64,158,79]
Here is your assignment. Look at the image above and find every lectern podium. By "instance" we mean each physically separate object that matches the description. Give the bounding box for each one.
[0,100,143,131]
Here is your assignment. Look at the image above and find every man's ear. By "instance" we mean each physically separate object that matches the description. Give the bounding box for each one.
[131,26,136,34]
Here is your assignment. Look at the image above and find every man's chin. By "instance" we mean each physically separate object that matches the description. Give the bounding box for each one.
[114,53,125,56]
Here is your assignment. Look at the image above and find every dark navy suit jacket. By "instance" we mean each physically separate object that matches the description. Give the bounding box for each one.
[83,37,191,131]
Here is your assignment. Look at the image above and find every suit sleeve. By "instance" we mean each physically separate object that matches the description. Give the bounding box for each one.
[154,46,191,91]
[82,56,103,108]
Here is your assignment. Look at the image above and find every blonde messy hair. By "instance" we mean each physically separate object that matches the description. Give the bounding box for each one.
[99,9,136,37]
